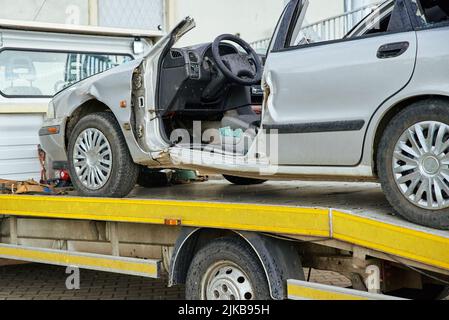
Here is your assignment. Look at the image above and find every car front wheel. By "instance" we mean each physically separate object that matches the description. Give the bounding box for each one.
[68,112,139,198]
[378,99,449,230]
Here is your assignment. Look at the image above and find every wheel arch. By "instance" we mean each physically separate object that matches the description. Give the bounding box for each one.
[169,227,304,300]
[372,94,449,175]
[64,99,113,150]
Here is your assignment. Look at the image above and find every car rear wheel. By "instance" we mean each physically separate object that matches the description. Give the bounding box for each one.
[223,175,267,186]
[185,237,270,300]
[68,112,139,198]
[378,100,449,230]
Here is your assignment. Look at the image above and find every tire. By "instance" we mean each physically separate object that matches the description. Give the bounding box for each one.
[67,112,139,198]
[223,175,267,186]
[185,237,271,300]
[377,99,449,230]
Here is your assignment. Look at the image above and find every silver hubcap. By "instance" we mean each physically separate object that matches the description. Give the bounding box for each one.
[393,121,449,210]
[201,261,255,300]
[73,128,112,190]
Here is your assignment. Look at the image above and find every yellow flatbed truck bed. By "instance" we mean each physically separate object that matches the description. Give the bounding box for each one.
[0,180,448,300]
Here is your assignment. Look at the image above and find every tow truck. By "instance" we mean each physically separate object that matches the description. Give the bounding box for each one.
[0,179,448,300]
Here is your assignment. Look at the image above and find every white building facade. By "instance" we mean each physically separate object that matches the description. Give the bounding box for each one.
[0,0,165,30]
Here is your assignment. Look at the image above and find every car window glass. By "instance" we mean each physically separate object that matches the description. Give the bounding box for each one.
[0,50,132,97]
[409,0,449,27]
[346,1,396,37]
[289,0,393,47]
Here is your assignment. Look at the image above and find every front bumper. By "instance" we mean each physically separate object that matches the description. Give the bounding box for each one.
[39,118,68,165]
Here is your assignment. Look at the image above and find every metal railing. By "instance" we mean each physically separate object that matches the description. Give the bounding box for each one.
[251,1,383,54]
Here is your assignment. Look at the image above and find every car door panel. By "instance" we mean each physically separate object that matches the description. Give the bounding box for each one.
[263,31,417,166]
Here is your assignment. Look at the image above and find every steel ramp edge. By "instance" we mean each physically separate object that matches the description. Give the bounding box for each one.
[287,279,406,300]
[0,243,161,278]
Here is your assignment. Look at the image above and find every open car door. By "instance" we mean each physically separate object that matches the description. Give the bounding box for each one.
[142,17,196,154]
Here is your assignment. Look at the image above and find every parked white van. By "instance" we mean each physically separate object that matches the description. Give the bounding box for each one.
[0,19,162,181]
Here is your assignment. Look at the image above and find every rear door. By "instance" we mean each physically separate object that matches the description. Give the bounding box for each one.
[263,0,417,166]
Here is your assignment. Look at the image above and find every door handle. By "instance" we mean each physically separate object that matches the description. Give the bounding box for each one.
[377,42,409,59]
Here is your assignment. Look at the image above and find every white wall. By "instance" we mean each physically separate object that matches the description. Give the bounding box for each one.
[346,0,380,11]
[305,0,345,24]
[0,0,89,24]
[0,114,44,181]
[167,0,288,47]
[305,0,381,23]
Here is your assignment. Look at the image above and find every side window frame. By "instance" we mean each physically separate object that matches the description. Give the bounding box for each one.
[0,47,133,99]
[272,0,414,54]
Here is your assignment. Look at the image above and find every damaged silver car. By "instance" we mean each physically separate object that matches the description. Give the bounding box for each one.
[40,0,449,230]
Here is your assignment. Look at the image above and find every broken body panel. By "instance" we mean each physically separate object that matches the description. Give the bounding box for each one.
[42,19,196,167]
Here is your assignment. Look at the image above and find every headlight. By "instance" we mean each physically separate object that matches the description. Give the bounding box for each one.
[46,101,55,119]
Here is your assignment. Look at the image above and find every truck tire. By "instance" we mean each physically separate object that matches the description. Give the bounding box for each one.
[185,237,270,300]
[68,112,139,198]
[223,175,267,186]
[377,99,449,230]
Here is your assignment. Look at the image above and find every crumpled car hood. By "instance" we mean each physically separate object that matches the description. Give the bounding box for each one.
[51,17,196,122]
[48,17,196,164]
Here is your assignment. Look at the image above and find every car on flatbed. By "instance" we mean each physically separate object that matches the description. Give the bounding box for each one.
[40,0,449,230]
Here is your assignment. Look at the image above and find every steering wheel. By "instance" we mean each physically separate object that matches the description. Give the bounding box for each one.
[211,34,262,86]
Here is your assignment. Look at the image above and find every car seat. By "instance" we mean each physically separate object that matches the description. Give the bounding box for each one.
[218,106,261,154]
[221,106,261,131]
[3,57,43,96]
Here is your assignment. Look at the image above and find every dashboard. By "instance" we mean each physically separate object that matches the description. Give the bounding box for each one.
[164,43,239,80]
[158,42,253,118]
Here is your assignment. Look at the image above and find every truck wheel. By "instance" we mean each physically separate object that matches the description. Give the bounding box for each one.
[378,100,449,229]
[68,112,139,198]
[185,237,270,300]
[223,175,267,186]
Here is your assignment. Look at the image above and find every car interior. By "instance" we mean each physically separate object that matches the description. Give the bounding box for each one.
[2,57,43,96]
[157,35,263,154]
[349,0,449,37]
[418,0,449,24]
